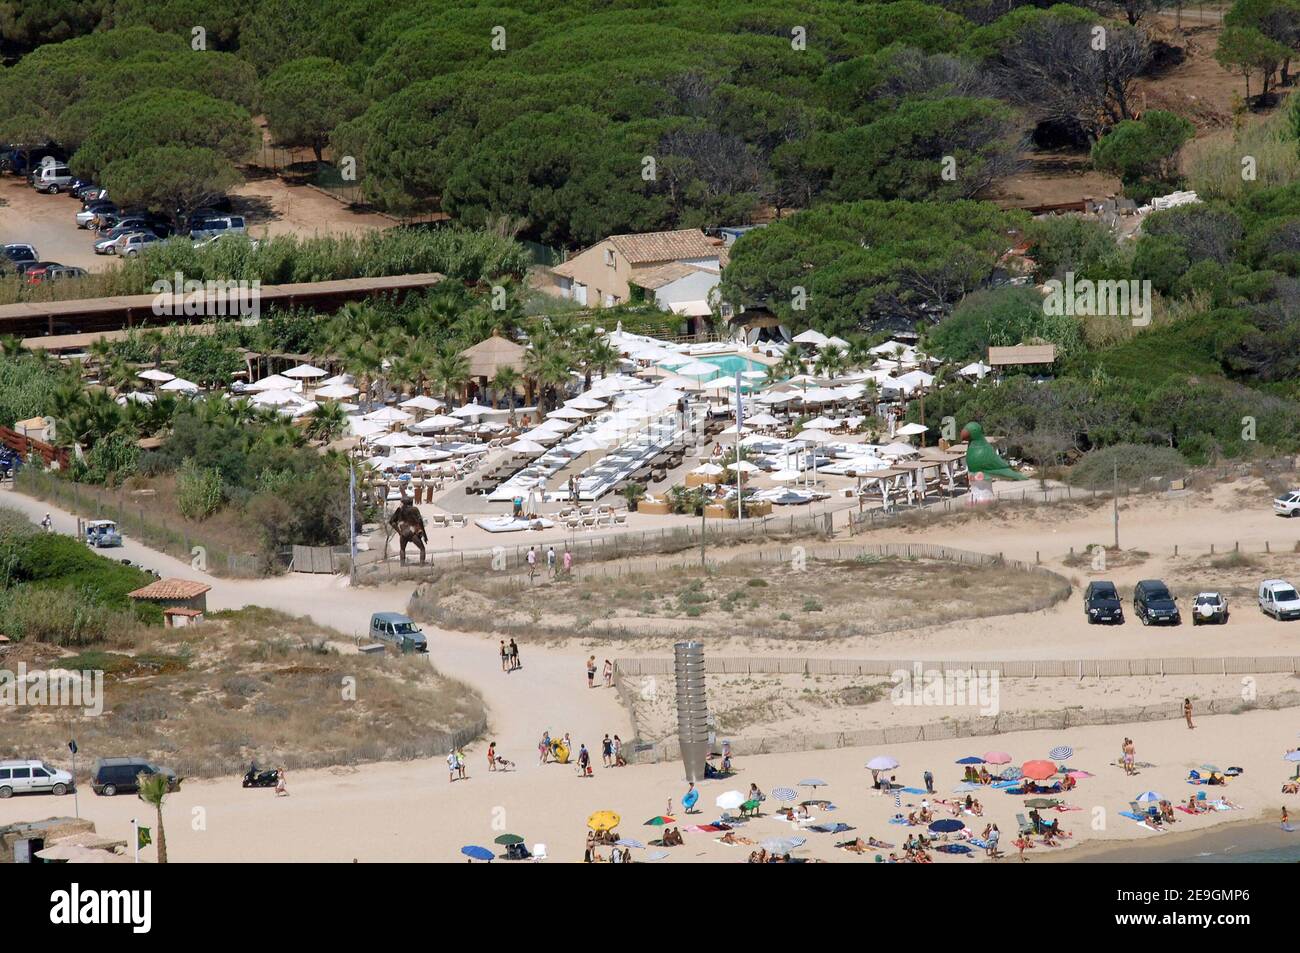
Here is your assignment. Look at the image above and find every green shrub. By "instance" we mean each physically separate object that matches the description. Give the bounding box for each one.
[1068,444,1187,489]
[175,458,225,520]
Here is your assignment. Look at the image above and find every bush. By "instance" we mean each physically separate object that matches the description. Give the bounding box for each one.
[2,532,157,611]
[1068,444,1188,489]
[0,586,142,645]
[175,458,225,520]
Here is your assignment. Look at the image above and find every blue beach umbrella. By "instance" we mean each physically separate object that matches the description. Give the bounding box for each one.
[929,819,965,833]
[1134,791,1162,803]
[956,756,984,765]
[1048,745,1074,762]
[773,787,798,802]
[461,845,494,861]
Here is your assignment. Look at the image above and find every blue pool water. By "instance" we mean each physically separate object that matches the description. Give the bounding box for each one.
[696,354,761,377]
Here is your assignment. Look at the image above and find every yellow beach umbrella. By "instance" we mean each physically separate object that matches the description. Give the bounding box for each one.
[588,811,621,832]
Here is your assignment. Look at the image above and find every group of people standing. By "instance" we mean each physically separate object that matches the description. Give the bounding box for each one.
[499,639,520,672]
[526,544,573,580]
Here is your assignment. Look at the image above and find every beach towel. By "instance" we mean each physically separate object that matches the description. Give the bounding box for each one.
[809,823,853,834]
[1118,811,1146,821]
[991,780,1018,789]
[937,844,972,854]
[901,787,927,795]
[888,817,909,825]
[1137,822,1167,834]
[685,823,730,833]
[1053,805,1083,812]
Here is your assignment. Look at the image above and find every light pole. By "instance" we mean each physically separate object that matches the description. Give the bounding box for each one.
[68,739,78,819]
[1112,459,1120,550]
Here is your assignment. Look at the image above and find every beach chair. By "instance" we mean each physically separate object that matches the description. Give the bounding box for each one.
[579,515,599,530]
[1016,813,1034,836]
[613,513,628,526]
[430,514,448,528]
[451,513,468,527]
[531,843,547,863]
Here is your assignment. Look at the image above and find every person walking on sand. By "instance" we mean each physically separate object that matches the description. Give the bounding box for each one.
[539,731,551,765]
[602,734,613,767]
[509,638,519,671]
[448,748,459,782]
[587,655,597,688]
[488,741,496,772]
[275,767,288,797]
[1184,698,1195,729]
[526,546,537,581]
[563,547,573,576]
[500,640,509,672]
[547,545,556,576]
[923,769,934,794]
[603,658,613,688]
[457,747,468,780]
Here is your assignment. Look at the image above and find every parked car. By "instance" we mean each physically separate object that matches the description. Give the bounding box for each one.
[114,231,162,257]
[11,259,57,275]
[38,264,87,283]
[189,215,246,241]
[94,223,166,254]
[1133,579,1181,625]
[1191,592,1229,625]
[85,519,123,547]
[66,178,96,197]
[1083,580,1124,624]
[90,757,178,796]
[369,612,428,652]
[1275,490,1300,518]
[0,760,75,798]
[24,154,62,185]
[1259,580,1300,621]
[33,163,75,193]
[2,243,38,264]
[76,200,117,228]
[194,233,260,251]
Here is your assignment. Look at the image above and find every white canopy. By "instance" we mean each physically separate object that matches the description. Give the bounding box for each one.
[450,401,490,419]
[348,418,389,438]
[880,442,919,457]
[250,389,305,408]
[673,360,721,378]
[409,414,463,431]
[959,361,993,379]
[797,428,835,444]
[246,374,299,393]
[727,460,762,473]
[314,383,359,399]
[803,416,839,430]
[792,329,829,346]
[895,422,929,437]
[160,377,199,393]
[319,373,355,387]
[691,462,725,475]
[566,395,608,410]
[371,432,432,448]
[507,439,548,454]
[547,406,589,420]
[745,412,781,428]
[399,395,446,411]
[137,369,174,382]
[362,406,413,423]
[284,364,327,379]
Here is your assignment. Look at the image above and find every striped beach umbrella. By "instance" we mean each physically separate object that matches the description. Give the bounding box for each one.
[773,786,799,802]
[1048,745,1074,761]
[1135,791,1162,802]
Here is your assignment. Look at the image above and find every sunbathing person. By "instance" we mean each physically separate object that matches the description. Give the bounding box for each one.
[978,767,992,784]
[719,831,753,846]
[838,838,872,853]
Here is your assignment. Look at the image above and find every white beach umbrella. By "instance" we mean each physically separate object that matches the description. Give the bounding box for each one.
[399,395,446,412]
[319,373,354,387]
[137,368,174,383]
[250,389,304,407]
[691,463,725,475]
[284,363,327,379]
[797,429,835,445]
[768,468,803,482]
[246,374,299,393]
[507,439,547,455]
[866,755,899,771]
[803,416,838,430]
[745,412,781,428]
[410,414,463,432]
[880,442,918,458]
[895,422,929,437]
[715,790,746,810]
[160,377,199,393]
[727,460,762,474]
[673,360,720,378]
[547,406,589,420]
[370,432,430,448]
[792,329,829,346]
[314,383,359,399]
[566,395,608,410]
[363,406,413,423]
[450,401,490,419]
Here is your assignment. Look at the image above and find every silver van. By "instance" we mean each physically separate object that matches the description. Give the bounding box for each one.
[189,215,246,241]
[34,164,75,194]
[369,612,428,652]
[0,759,75,797]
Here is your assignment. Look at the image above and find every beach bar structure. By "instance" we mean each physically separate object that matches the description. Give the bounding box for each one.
[675,641,710,783]
[128,578,211,614]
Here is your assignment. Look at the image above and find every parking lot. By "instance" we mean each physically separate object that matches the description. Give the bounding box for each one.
[0,173,395,276]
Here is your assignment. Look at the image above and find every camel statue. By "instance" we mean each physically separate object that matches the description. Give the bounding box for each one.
[388,493,428,565]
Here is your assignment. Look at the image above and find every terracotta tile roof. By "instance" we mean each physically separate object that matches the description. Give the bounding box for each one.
[163,607,203,617]
[609,229,720,263]
[128,578,211,600]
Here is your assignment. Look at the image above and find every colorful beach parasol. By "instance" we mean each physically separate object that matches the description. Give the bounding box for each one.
[643,816,675,826]
[1021,760,1057,781]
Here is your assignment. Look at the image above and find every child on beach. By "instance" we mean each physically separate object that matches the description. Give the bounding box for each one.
[603,658,613,688]
[488,741,496,772]
[275,767,288,797]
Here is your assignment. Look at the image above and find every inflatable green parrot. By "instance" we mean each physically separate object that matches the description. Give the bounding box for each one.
[960,422,1025,480]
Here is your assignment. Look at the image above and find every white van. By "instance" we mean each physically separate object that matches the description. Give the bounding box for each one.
[0,759,75,797]
[34,164,75,194]
[189,215,246,241]
[1258,579,1300,621]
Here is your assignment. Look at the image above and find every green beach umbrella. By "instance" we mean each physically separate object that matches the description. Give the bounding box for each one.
[494,833,524,846]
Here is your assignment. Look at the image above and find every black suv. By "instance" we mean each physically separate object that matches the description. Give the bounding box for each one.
[1084,580,1124,624]
[1134,579,1180,626]
[90,757,179,796]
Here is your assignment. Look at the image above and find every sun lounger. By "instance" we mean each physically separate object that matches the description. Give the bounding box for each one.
[1016,813,1034,835]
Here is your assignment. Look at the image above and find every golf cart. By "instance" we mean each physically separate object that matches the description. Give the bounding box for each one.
[84,519,123,548]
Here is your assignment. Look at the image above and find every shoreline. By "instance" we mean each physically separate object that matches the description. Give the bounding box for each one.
[1041,816,1295,863]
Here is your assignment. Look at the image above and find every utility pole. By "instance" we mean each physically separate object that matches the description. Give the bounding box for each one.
[1112,458,1119,550]
[348,458,357,586]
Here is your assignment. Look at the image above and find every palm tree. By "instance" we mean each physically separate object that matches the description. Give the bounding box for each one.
[430,346,471,407]
[814,347,846,380]
[306,400,348,443]
[583,338,620,389]
[0,334,27,358]
[843,336,874,374]
[136,772,174,863]
[491,365,522,409]
[524,336,573,412]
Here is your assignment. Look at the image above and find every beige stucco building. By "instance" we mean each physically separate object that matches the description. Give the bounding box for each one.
[550,229,725,309]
